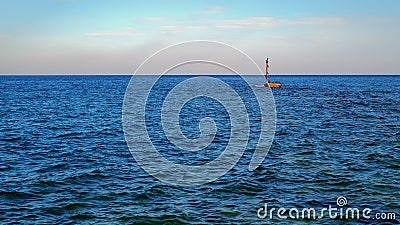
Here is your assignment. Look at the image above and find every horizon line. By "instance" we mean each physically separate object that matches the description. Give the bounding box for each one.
[1,73,400,76]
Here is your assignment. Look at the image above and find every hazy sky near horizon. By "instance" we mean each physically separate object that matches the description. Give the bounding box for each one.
[0,0,399,74]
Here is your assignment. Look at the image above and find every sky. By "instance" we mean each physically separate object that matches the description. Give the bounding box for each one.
[0,0,399,74]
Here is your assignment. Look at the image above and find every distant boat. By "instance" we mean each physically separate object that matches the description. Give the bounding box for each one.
[264,58,282,88]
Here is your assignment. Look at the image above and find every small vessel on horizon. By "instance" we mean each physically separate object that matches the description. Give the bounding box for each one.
[264,58,282,88]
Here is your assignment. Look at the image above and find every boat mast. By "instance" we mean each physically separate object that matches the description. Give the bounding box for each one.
[265,58,269,84]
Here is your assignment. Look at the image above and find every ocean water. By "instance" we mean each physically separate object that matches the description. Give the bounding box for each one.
[0,75,399,224]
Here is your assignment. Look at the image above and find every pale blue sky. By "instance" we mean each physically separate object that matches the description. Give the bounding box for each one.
[0,0,399,74]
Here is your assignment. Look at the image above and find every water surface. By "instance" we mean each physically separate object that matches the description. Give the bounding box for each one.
[1,75,399,224]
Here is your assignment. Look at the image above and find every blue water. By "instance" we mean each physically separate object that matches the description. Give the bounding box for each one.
[1,75,399,224]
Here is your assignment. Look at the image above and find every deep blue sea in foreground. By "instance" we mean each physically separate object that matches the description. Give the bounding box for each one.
[1,75,399,224]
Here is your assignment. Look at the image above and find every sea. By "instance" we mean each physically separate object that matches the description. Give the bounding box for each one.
[0,75,399,224]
